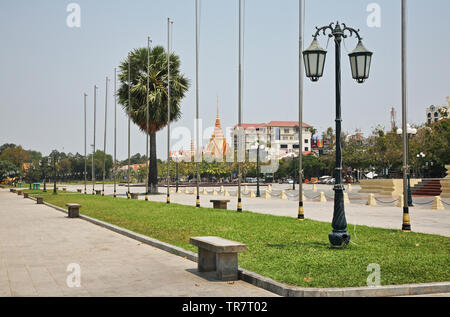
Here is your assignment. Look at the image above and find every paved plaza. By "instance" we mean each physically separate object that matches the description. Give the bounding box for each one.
[0,189,275,297]
[60,183,450,237]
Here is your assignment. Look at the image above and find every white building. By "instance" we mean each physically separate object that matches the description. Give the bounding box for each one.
[426,98,449,124]
[233,121,313,158]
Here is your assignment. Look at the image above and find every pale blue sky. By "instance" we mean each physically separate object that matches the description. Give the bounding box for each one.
[0,0,449,160]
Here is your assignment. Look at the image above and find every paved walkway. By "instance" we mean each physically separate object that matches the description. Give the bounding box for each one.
[60,184,450,237]
[0,189,275,297]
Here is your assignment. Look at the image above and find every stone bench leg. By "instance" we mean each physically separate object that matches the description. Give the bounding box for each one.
[216,253,238,281]
[36,198,43,204]
[198,248,216,272]
[68,207,80,218]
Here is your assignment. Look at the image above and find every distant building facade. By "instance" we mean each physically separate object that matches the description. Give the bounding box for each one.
[233,121,313,158]
[426,97,449,124]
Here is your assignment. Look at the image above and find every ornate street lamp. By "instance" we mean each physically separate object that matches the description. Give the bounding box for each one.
[303,22,373,248]
[417,152,426,179]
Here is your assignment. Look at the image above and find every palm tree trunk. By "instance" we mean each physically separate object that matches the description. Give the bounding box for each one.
[149,132,159,194]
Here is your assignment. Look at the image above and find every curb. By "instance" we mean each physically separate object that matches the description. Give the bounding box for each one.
[25,194,450,297]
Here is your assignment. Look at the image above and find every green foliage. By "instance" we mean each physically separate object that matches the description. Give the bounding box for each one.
[0,160,20,180]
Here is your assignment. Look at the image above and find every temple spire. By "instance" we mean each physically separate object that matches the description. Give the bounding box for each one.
[216,95,219,119]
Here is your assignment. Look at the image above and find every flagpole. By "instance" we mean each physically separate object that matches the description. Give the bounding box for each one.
[127,53,131,199]
[114,68,117,198]
[298,0,305,220]
[237,0,243,212]
[195,0,201,208]
[102,77,108,196]
[92,85,98,195]
[167,18,173,204]
[146,37,152,201]
[401,0,411,232]
[84,92,87,194]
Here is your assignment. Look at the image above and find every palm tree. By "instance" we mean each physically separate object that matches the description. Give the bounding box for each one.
[118,46,189,193]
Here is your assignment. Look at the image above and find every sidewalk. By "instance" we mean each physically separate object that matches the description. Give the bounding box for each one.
[0,189,275,297]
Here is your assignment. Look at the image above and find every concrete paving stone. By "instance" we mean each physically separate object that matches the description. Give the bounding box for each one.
[0,189,275,297]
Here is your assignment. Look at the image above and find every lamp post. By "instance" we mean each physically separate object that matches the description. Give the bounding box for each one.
[417,152,425,179]
[251,141,264,197]
[52,152,58,195]
[303,22,373,248]
[397,124,416,207]
[172,152,182,193]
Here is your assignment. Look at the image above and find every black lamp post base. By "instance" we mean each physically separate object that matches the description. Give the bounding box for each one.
[329,230,350,249]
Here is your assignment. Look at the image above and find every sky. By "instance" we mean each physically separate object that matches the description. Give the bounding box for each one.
[0,0,449,161]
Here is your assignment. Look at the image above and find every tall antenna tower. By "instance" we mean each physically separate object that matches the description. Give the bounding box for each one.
[390,107,397,130]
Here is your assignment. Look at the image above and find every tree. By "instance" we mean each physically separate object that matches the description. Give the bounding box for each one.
[118,46,189,193]
[0,143,16,155]
[0,160,19,181]
[0,146,32,169]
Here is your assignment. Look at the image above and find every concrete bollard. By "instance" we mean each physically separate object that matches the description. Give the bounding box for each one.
[244,185,248,192]
[212,188,218,196]
[267,184,272,192]
[250,190,256,198]
[202,188,208,195]
[319,192,327,203]
[36,196,43,204]
[397,195,404,208]
[344,193,350,204]
[312,184,317,192]
[264,190,271,199]
[224,189,230,197]
[367,194,377,206]
[220,186,225,193]
[432,196,444,210]
[170,187,175,194]
[66,203,81,218]
[281,190,287,200]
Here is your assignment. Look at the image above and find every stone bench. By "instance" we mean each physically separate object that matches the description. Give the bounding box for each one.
[130,193,139,200]
[95,190,102,195]
[189,236,246,281]
[77,189,82,193]
[66,203,81,218]
[17,190,23,196]
[210,200,230,210]
[36,196,44,204]
[23,193,29,198]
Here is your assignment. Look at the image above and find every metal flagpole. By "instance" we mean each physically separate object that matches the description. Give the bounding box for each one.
[127,53,132,199]
[298,0,305,220]
[102,77,108,196]
[195,0,201,208]
[401,0,411,232]
[92,85,98,195]
[237,0,243,212]
[146,36,152,201]
[113,68,117,198]
[167,18,173,204]
[84,93,87,194]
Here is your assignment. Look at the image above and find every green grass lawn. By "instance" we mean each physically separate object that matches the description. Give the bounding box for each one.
[25,190,450,288]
